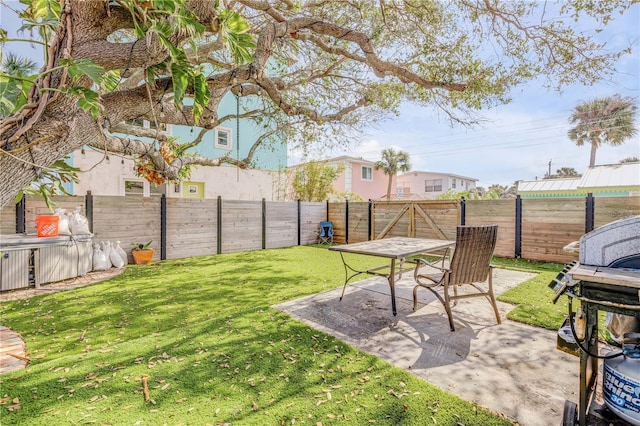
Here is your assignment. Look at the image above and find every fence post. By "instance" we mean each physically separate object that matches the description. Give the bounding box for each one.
[160,194,167,260]
[515,195,522,259]
[217,196,222,254]
[85,191,94,233]
[345,199,349,244]
[262,198,266,250]
[297,199,301,246]
[15,197,26,234]
[585,193,595,233]
[460,197,466,226]
[368,199,372,241]
[326,200,329,222]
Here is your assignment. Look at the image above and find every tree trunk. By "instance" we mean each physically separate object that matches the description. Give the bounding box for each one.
[0,103,97,208]
[386,174,393,201]
[589,142,597,167]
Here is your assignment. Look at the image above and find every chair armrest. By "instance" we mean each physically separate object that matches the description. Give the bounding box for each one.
[414,257,450,273]
[414,258,449,286]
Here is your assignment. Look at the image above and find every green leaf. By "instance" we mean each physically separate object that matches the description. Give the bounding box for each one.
[192,72,210,122]
[218,10,256,64]
[19,157,80,209]
[224,32,256,64]
[171,62,189,106]
[100,70,121,93]
[60,58,106,84]
[30,0,62,20]
[0,72,35,116]
[67,86,102,119]
[220,10,250,33]
[0,74,20,116]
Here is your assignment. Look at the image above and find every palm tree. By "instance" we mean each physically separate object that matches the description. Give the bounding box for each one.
[1,53,38,117]
[620,157,639,163]
[486,184,507,199]
[556,167,580,177]
[374,148,411,201]
[567,95,638,167]
[1,53,38,76]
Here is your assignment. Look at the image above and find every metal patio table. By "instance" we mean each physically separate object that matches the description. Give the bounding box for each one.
[329,237,455,316]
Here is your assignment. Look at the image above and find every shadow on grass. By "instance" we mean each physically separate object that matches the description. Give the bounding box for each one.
[0,247,513,425]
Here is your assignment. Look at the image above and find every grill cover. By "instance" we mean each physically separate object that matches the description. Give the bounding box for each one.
[579,215,640,267]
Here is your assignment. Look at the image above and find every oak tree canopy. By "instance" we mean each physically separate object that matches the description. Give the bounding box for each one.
[0,0,633,207]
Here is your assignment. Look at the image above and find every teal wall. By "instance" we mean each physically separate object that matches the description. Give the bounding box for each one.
[173,93,286,171]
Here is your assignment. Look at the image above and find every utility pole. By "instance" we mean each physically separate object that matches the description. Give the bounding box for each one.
[547,159,552,178]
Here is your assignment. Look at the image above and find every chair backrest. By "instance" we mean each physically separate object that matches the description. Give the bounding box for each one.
[319,221,333,237]
[449,225,498,285]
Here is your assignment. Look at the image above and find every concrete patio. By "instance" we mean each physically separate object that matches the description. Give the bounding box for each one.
[274,268,579,426]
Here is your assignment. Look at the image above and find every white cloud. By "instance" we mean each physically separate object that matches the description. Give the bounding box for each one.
[328,7,640,187]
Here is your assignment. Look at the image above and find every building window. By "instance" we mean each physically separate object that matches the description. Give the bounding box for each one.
[150,183,166,197]
[452,179,456,189]
[361,166,372,181]
[124,179,145,196]
[425,179,443,192]
[126,118,146,128]
[215,127,232,150]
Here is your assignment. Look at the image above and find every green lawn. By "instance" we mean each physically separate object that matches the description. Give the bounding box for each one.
[492,257,567,330]
[0,246,562,425]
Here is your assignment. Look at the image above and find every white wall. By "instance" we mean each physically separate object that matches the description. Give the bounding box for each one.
[396,171,477,200]
[72,149,278,201]
[190,165,276,200]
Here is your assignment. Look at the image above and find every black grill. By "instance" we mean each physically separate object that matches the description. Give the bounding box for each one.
[553,215,640,426]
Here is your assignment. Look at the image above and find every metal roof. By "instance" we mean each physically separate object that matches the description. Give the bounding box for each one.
[327,155,377,166]
[579,162,640,188]
[398,170,478,181]
[517,178,580,192]
[517,162,640,193]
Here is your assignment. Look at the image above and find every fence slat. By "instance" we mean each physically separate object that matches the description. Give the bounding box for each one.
[1,195,638,266]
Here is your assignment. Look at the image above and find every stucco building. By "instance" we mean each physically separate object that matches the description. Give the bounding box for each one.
[395,171,478,200]
[69,93,287,201]
[286,156,392,201]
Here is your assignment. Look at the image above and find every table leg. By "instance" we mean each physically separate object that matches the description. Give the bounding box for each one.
[338,252,366,301]
[389,258,397,316]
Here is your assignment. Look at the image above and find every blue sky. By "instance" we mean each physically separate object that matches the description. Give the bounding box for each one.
[3,2,639,189]
[329,5,640,188]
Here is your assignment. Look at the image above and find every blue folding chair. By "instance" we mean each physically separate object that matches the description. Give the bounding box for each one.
[318,221,334,244]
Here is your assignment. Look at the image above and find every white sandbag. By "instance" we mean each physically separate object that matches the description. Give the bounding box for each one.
[70,206,91,235]
[114,241,128,265]
[92,243,109,271]
[101,241,113,269]
[54,208,71,235]
[109,241,125,268]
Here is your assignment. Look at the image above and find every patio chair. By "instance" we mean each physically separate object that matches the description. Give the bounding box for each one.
[412,225,501,331]
[318,221,334,244]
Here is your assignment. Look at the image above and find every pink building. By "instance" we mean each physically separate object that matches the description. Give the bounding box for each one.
[288,156,392,201]
[328,156,392,201]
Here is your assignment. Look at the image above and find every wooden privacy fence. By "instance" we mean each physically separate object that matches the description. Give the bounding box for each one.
[328,196,640,264]
[2,195,326,261]
[2,194,638,264]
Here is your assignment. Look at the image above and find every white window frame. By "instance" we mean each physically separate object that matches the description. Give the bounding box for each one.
[361,166,373,181]
[425,179,443,192]
[215,127,233,150]
[125,119,172,135]
[122,177,149,197]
